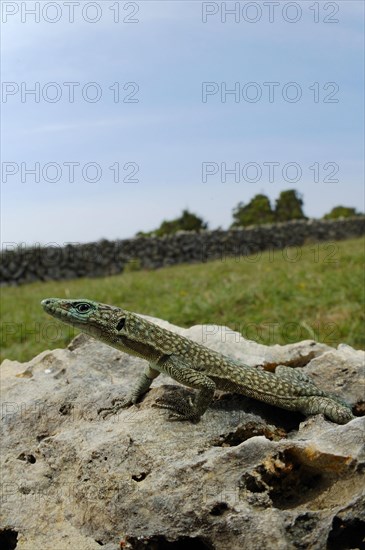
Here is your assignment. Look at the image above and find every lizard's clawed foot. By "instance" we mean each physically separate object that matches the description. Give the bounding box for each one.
[153,395,201,423]
[98,396,134,418]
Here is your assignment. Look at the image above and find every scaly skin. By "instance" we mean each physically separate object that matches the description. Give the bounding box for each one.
[41,298,355,424]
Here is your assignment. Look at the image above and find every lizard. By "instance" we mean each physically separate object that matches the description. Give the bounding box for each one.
[41,298,355,425]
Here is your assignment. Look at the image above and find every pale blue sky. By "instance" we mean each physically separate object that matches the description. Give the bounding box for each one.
[1,1,364,245]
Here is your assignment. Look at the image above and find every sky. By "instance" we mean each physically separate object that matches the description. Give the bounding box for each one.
[1,0,364,246]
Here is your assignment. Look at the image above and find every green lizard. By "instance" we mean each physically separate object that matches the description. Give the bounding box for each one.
[41,298,355,424]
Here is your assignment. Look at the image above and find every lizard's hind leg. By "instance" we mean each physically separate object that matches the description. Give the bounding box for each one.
[275,365,354,424]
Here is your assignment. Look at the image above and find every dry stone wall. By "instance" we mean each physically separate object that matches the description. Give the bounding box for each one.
[1,217,364,286]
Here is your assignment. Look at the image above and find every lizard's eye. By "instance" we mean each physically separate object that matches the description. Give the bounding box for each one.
[76,303,91,313]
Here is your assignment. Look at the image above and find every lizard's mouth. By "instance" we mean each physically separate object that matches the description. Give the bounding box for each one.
[41,298,62,315]
[41,299,73,326]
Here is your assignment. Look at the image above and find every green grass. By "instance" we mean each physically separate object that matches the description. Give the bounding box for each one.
[1,237,364,363]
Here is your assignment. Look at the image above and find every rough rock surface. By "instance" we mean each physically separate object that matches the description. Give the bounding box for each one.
[1,318,364,550]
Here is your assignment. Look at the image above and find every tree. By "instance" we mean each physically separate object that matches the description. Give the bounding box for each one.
[137,209,208,237]
[231,194,275,228]
[274,189,306,222]
[323,206,363,220]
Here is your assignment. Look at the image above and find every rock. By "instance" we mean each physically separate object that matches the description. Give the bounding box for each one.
[304,344,365,414]
[1,319,364,549]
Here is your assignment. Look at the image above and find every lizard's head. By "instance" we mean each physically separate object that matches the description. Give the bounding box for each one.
[42,297,100,322]
[41,298,127,341]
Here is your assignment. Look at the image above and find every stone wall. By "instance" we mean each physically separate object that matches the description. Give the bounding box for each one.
[1,217,364,286]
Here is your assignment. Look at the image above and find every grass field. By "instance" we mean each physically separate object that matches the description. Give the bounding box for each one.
[1,237,364,363]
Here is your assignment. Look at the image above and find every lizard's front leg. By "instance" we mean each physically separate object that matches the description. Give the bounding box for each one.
[153,355,216,422]
[98,365,160,418]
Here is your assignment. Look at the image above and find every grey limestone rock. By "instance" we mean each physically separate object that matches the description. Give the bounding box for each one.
[1,319,364,549]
